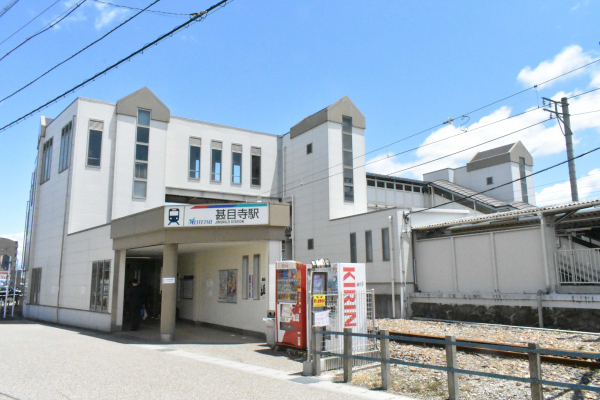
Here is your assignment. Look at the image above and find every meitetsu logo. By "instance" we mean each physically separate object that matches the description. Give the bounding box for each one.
[188,218,213,226]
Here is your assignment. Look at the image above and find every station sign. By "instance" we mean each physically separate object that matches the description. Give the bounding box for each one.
[164,203,269,227]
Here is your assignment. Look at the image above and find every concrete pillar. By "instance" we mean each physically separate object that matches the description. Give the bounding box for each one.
[110,250,126,332]
[161,243,178,342]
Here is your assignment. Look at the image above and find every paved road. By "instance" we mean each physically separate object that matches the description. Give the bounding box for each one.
[0,320,413,400]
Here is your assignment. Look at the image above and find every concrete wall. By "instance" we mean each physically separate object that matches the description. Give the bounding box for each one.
[414,227,546,295]
[176,242,272,333]
[165,118,279,198]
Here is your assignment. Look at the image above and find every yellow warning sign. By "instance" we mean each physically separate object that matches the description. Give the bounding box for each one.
[313,295,326,307]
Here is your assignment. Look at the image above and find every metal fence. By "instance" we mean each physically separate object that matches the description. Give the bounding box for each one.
[309,328,600,399]
[307,291,379,371]
[556,248,600,285]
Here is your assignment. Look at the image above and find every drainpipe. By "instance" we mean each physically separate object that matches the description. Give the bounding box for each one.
[537,211,552,292]
[536,290,544,328]
[388,216,396,319]
[398,214,407,320]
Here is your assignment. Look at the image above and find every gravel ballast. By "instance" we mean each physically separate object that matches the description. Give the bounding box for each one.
[343,319,600,399]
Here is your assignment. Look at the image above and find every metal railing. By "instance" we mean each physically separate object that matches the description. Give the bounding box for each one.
[556,248,600,284]
[309,327,600,400]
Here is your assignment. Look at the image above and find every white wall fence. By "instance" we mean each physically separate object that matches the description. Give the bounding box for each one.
[555,248,600,285]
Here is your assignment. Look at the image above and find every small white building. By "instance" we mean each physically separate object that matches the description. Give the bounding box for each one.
[22,87,528,337]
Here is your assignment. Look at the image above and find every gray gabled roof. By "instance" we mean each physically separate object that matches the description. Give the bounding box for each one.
[116,87,170,123]
[289,95,365,139]
[466,141,533,172]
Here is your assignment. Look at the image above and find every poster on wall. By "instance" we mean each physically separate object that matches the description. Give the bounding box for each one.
[218,269,237,303]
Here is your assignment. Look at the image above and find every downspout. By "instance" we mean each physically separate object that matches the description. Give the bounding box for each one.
[537,211,551,292]
[388,216,395,319]
[55,115,76,323]
[398,213,406,319]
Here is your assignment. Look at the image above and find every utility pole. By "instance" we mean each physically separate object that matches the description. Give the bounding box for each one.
[543,97,579,202]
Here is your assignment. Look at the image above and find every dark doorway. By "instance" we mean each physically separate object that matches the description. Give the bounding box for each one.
[123,257,162,330]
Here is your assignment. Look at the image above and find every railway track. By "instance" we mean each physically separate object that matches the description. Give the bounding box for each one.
[388,330,600,369]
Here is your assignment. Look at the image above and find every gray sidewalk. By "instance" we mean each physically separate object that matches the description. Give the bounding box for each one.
[0,319,416,400]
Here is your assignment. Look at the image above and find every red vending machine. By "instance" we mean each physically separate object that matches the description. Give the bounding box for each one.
[275,261,307,349]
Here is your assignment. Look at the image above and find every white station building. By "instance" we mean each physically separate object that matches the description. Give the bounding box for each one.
[21,87,538,338]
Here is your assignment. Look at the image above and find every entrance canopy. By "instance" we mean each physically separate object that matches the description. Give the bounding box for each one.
[111,203,290,250]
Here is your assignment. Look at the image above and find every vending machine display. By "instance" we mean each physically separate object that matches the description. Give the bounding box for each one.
[275,261,307,349]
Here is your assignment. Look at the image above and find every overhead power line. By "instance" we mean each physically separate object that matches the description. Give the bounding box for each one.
[0,0,233,133]
[0,0,162,104]
[0,0,61,46]
[0,0,19,19]
[91,0,189,16]
[407,144,600,217]
[0,0,87,63]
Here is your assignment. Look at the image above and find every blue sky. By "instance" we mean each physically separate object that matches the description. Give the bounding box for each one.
[1,0,599,256]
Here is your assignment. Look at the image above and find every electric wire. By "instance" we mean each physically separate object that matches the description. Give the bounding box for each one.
[0,0,233,133]
[91,0,189,17]
[0,0,61,46]
[407,144,600,216]
[266,60,600,198]
[0,0,19,19]
[0,0,162,105]
[0,0,87,63]
[568,87,600,100]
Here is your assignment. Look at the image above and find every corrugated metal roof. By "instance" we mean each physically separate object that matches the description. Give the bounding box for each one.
[508,201,538,210]
[469,143,515,162]
[430,179,512,209]
[412,198,600,230]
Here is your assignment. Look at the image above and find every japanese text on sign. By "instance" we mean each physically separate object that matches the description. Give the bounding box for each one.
[164,204,269,227]
[313,294,326,307]
[314,310,329,327]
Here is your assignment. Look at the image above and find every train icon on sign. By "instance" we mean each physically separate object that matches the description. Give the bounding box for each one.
[168,208,180,225]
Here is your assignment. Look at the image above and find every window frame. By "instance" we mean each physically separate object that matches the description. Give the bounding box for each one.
[382,227,390,261]
[350,233,357,263]
[486,177,493,185]
[252,254,260,300]
[133,109,150,199]
[29,268,42,305]
[342,116,354,202]
[211,141,223,182]
[519,157,529,203]
[251,147,261,187]
[231,143,242,185]
[40,138,53,184]
[86,120,104,168]
[89,260,111,313]
[242,255,249,300]
[307,143,313,154]
[188,137,201,180]
[59,120,73,173]
[365,230,373,263]
[308,239,314,250]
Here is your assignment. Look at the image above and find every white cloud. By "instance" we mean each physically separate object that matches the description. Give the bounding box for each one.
[517,45,594,88]
[536,169,600,206]
[0,232,24,269]
[366,46,600,181]
[94,3,129,30]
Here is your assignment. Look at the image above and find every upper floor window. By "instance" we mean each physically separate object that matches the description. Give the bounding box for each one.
[519,157,528,203]
[307,143,313,154]
[40,138,53,183]
[211,141,222,182]
[189,137,201,179]
[365,230,373,263]
[350,233,357,263]
[231,144,242,184]
[342,116,354,202]
[382,227,390,261]
[59,121,72,173]
[486,177,493,185]
[133,110,150,198]
[86,120,103,167]
[367,180,375,187]
[251,147,261,186]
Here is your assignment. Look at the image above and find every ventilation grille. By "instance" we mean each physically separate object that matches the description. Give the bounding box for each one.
[190,137,201,147]
[251,147,261,156]
[232,144,242,153]
[211,141,222,150]
[89,120,104,131]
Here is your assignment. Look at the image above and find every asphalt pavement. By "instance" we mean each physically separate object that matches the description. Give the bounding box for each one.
[0,319,415,400]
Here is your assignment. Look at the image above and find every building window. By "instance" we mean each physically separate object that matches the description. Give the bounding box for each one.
[307,143,312,154]
[253,254,260,300]
[189,137,201,179]
[382,228,390,261]
[414,186,421,193]
[519,157,529,203]
[251,147,261,186]
[231,144,242,184]
[404,185,413,192]
[211,141,222,182]
[396,184,403,190]
[87,120,104,167]
[40,138,53,183]
[59,121,72,173]
[29,268,42,305]
[308,239,314,250]
[342,116,354,202]
[133,110,150,199]
[486,177,493,185]
[365,231,373,262]
[376,181,384,188]
[90,260,110,313]
[367,180,375,187]
[350,233,357,263]
[242,256,249,300]
[386,182,394,189]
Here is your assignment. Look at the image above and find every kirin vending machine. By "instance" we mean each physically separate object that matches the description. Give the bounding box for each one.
[275,261,308,349]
